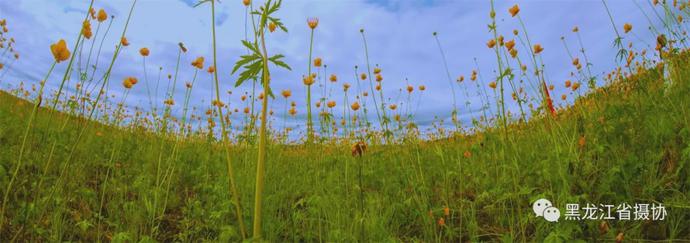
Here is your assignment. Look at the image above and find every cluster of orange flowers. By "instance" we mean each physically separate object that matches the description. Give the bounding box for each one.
[122,77,138,89]
[50,39,71,63]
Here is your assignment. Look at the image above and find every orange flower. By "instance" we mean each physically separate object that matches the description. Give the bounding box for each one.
[623,23,632,33]
[289,107,297,116]
[533,44,544,54]
[375,74,383,82]
[509,4,520,17]
[97,9,108,22]
[307,17,319,29]
[375,84,381,91]
[489,81,497,89]
[82,20,93,39]
[389,104,397,110]
[243,0,251,6]
[192,57,204,69]
[281,89,291,98]
[463,150,471,158]
[351,141,367,157]
[244,107,250,114]
[406,85,414,93]
[122,77,137,89]
[351,102,360,111]
[561,94,567,100]
[510,48,518,58]
[314,57,322,67]
[121,37,130,46]
[572,58,580,66]
[572,26,579,32]
[505,39,516,51]
[443,207,450,216]
[565,80,572,88]
[139,47,150,57]
[207,65,215,73]
[437,217,445,226]
[343,83,351,91]
[268,22,276,32]
[487,39,496,48]
[572,82,580,91]
[330,74,337,82]
[360,73,367,80]
[303,75,315,86]
[50,39,71,63]
[578,136,586,148]
[419,85,426,91]
[327,100,336,108]
[373,67,381,74]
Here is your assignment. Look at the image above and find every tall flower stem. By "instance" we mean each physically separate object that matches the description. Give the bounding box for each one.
[433,32,459,128]
[210,0,247,239]
[306,28,315,143]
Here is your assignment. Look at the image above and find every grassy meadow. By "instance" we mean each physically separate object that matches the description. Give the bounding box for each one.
[1,0,690,242]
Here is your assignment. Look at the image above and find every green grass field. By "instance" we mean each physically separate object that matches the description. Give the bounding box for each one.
[1,51,689,241]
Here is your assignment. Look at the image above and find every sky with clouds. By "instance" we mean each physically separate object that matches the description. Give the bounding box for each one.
[0,0,665,134]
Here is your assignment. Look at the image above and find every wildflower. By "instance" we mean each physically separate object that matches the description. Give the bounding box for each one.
[510,48,518,58]
[533,44,544,54]
[437,217,445,226]
[315,101,321,108]
[457,76,464,82]
[572,26,579,32]
[50,39,71,63]
[351,141,367,157]
[281,89,291,98]
[407,85,414,93]
[389,104,397,110]
[258,92,264,100]
[0,63,3,70]
[178,42,188,53]
[362,92,368,97]
[121,37,130,46]
[549,84,554,91]
[327,100,336,108]
[82,20,93,39]
[123,77,137,89]
[373,67,381,74]
[268,22,276,32]
[572,58,579,66]
[463,150,471,158]
[360,73,367,80]
[513,29,519,35]
[243,0,250,6]
[330,74,337,82]
[489,81,497,89]
[375,84,381,91]
[509,4,520,17]
[565,80,572,88]
[289,107,297,116]
[303,75,315,86]
[97,9,108,22]
[623,23,632,33]
[487,39,496,48]
[207,65,215,73]
[505,39,516,51]
[307,17,319,29]
[561,94,566,100]
[498,35,504,46]
[244,107,250,114]
[186,82,192,88]
[578,136,586,148]
[443,207,450,216]
[571,82,580,91]
[616,232,624,243]
[314,57,322,67]
[192,57,204,69]
[419,85,426,91]
[139,47,150,57]
[375,74,383,82]
[351,102,361,111]
[241,95,247,101]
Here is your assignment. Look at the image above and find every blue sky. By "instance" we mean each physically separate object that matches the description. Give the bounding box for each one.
[0,0,663,133]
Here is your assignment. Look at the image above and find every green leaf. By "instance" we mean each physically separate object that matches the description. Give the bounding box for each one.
[235,61,262,87]
[231,54,260,75]
[269,54,291,71]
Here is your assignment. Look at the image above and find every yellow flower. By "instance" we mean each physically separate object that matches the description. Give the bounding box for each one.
[82,20,93,39]
[301,75,314,86]
[244,107,250,114]
[572,58,579,66]
[533,44,544,54]
[192,57,204,69]
[307,17,319,29]
[375,84,381,91]
[123,77,137,89]
[623,23,632,33]
[489,81,497,89]
[505,39,515,51]
[389,104,397,110]
[375,74,383,82]
[343,83,351,91]
[419,85,426,91]
[327,100,336,108]
[487,39,496,48]
[373,67,381,74]
[243,0,251,6]
[0,63,4,70]
[572,82,580,91]
[97,9,108,22]
[314,57,322,67]
[50,39,71,63]
[139,47,150,57]
[351,102,360,111]
[330,74,337,82]
[406,85,414,93]
[121,37,130,46]
[561,94,566,100]
[509,4,520,17]
[510,48,518,58]
[268,22,276,32]
[281,89,291,98]
[360,73,367,80]
[289,107,297,116]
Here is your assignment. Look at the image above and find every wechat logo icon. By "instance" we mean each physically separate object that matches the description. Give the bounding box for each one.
[533,198,560,222]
